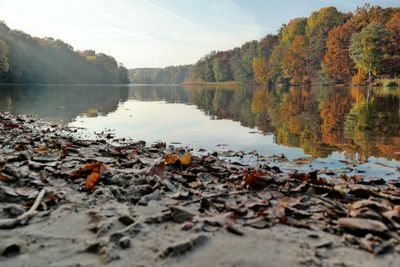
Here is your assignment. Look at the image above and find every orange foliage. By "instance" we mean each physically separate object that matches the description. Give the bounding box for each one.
[384,13,400,74]
[252,57,268,85]
[282,35,309,84]
[323,22,356,83]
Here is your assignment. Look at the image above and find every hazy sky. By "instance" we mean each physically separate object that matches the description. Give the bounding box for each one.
[0,0,398,68]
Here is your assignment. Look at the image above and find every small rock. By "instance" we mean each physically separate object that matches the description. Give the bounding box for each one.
[0,239,24,257]
[160,234,209,258]
[119,236,131,249]
[118,215,135,226]
[181,221,195,231]
[169,206,195,223]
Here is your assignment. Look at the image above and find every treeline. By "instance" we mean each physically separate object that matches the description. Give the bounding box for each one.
[0,22,129,84]
[129,65,192,84]
[191,4,400,85]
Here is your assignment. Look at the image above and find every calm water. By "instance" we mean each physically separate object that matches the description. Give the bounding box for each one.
[1,84,399,178]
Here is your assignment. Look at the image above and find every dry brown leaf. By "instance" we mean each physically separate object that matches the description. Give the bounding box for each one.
[35,145,50,154]
[145,162,166,177]
[290,171,327,185]
[0,172,10,182]
[243,171,271,190]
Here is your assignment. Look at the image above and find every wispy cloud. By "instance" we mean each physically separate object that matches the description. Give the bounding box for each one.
[137,0,206,32]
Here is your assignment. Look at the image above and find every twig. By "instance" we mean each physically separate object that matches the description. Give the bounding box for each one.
[0,188,46,229]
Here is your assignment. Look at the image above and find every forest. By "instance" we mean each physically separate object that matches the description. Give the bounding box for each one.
[129,65,192,84]
[0,22,129,84]
[130,5,400,86]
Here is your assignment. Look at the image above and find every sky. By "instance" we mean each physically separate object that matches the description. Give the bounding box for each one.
[0,0,398,68]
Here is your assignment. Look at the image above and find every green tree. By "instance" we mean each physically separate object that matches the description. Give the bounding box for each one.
[305,7,345,76]
[350,23,388,81]
[0,40,9,74]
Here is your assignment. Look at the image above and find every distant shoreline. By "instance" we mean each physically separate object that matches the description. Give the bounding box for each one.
[181,80,240,87]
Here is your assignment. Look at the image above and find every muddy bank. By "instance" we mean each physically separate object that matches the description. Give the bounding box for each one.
[0,112,400,266]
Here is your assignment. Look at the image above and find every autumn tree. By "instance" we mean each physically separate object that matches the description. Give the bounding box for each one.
[252,57,268,85]
[282,35,309,84]
[305,7,345,76]
[350,22,388,81]
[383,13,400,76]
[213,51,233,82]
[258,34,279,59]
[280,18,307,46]
[323,22,356,83]
[268,45,286,84]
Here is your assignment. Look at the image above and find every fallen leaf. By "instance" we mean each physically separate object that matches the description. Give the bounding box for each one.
[179,153,192,166]
[0,172,11,182]
[86,172,101,190]
[165,154,179,165]
[34,145,50,154]
[338,218,389,237]
[164,152,192,166]
[290,171,326,185]
[69,160,105,179]
[243,171,273,190]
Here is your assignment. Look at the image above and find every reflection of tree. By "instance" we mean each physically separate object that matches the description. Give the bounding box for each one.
[0,84,129,123]
[273,86,336,157]
[344,87,400,161]
[4,83,398,161]
[319,86,353,145]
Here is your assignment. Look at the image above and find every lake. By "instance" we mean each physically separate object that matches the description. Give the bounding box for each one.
[1,84,399,179]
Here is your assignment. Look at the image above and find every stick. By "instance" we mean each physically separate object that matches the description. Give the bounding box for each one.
[0,188,46,229]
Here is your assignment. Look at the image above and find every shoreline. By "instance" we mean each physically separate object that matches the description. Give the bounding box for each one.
[0,112,400,266]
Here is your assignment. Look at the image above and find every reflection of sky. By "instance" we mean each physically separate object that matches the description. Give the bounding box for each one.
[69,99,399,179]
[70,100,305,158]
[0,0,398,68]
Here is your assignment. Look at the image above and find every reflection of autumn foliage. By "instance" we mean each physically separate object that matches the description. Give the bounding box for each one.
[342,87,400,161]
[251,88,267,113]
[320,86,353,145]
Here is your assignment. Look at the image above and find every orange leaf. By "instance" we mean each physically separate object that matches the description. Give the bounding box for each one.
[69,160,106,179]
[179,153,192,166]
[85,172,101,190]
[165,154,179,165]
[164,153,192,166]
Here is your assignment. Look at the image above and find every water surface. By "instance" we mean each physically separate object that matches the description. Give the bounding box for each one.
[1,84,399,178]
